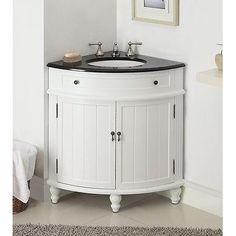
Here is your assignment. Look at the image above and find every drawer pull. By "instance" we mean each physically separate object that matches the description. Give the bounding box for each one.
[74,80,80,85]
[154,80,159,85]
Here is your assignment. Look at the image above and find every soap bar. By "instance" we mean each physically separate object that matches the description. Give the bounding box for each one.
[63,52,82,63]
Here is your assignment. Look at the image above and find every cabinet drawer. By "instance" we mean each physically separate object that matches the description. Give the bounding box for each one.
[61,71,174,90]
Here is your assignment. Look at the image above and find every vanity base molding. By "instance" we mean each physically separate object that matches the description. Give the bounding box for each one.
[47,180,184,212]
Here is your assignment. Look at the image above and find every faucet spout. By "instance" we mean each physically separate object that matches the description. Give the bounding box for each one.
[112,42,120,57]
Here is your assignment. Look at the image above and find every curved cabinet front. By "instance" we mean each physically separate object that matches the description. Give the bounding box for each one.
[116,98,176,190]
[57,97,116,189]
[47,68,185,212]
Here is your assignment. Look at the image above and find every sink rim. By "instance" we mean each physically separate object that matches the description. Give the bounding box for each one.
[86,57,147,68]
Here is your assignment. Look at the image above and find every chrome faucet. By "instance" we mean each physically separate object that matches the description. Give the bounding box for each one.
[112,42,120,57]
[126,41,143,57]
[88,42,104,56]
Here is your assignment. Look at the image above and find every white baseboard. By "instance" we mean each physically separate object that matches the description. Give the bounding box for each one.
[30,175,72,202]
[159,181,222,217]
[182,181,222,217]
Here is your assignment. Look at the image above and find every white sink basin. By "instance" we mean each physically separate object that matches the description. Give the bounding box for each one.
[88,60,145,68]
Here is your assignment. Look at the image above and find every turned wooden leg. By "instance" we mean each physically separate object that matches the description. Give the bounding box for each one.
[169,187,182,204]
[109,195,122,213]
[50,186,60,204]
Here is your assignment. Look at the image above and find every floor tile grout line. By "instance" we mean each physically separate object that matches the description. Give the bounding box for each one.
[85,212,149,227]
[118,212,150,227]
[82,212,113,225]
[122,193,155,209]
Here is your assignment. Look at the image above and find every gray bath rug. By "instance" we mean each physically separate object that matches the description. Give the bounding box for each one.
[13,224,222,236]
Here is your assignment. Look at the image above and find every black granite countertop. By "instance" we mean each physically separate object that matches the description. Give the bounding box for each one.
[47,51,185,73]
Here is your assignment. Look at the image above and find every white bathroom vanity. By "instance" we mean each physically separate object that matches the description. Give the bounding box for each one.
[47,51,185,212]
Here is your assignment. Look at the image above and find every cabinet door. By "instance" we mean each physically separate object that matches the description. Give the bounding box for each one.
[57,97,116,189]
[116,98,176,190]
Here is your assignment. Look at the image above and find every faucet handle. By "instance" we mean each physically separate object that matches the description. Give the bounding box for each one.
[127,41,143,57]
[89,42,102,46]
[89,42,104,56]
[128,41,143,46]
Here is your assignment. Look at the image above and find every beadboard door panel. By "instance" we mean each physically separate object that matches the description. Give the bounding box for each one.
[57,97,116,189]
[116,98,176,189]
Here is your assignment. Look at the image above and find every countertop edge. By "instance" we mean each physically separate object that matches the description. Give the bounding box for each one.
[47,63,185,73]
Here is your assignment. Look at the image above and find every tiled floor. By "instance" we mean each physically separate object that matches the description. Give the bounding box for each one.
[13,193,222,229]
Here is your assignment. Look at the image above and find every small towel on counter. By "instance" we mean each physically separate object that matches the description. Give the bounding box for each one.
[13,141,37,203]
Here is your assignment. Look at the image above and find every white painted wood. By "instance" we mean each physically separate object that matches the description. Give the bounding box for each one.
[47,179,184,195]
[110,195,122,213]
[61,72,172,90]
[175,96,184,180]
[116,98,176,190]
[50,186,60,204]
[57,97,116,189]
[48,68,185,212]
[49,67,183,91]
[48,89,185,102]
[158,187,182,204]
[48,95,58,181]
[169,187,182,204]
